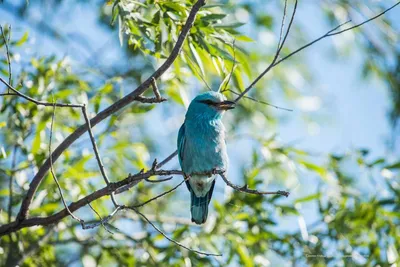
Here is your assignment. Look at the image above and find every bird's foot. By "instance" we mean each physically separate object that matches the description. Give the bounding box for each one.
[211,168,225,176]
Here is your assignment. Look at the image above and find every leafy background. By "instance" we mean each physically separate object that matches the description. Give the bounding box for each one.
[0,0,399,266]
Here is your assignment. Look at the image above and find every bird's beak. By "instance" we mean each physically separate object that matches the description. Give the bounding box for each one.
[216,100,236,110]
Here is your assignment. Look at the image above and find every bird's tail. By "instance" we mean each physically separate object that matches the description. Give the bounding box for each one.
[190,180,215,225]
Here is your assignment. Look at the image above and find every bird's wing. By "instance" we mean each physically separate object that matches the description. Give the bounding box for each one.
[178,123,191,191]
[177,123,185,165]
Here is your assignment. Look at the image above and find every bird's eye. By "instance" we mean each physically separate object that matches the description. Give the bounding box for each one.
[198,99,216,105]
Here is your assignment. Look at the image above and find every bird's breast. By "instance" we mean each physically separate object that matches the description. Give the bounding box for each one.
[182,120,228,174]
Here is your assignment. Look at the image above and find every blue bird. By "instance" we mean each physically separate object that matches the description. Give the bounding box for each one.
[177,91,235,224]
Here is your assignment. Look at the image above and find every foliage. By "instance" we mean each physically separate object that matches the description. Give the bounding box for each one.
[0,0,399,266]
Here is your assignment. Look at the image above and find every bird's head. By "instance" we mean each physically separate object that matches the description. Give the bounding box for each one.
[186,91,235,120]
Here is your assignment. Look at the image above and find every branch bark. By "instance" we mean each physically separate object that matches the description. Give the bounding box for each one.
[0,169,183,236]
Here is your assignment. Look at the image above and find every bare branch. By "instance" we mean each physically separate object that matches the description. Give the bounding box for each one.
[226,89,292,112]
[0,169,182,236]
[134,95,167,103]
[124,206,222,257]
[49,100,85,225]
[87,201,114,234]
[8,146,17,223]
[116,151,179,195]
[235,1,399,102]
[276,0,288,50]
[82,105,119,208]
[156,150,178,169]
[16,0,206,222]
[151,77,163,101]
[220,39,237,93]
[0,77,84,108]
[131,178,187,208]
[219,173,289,197]
[0,25,12,93]
[235,0,298,102]
[327,2,400,36]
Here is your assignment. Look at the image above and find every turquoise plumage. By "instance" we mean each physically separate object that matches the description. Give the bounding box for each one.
[177,91,235,224]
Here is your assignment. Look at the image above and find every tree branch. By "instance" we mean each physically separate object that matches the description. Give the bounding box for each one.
[0,25,12,93]
[219,173,289,197]
[235,0,297,102]
[234,1,399,102]
[124,206,222,257]
[15,0,206,222]
[0,169,183,236]
[0,77,84,108]
[81,104,119,208]
[49,101,85,225]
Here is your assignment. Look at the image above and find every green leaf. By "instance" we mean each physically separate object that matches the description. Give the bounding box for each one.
[215,22,245,29]
[298,160,326,178]
[237,244,254,267]
[118,15,124,47]
[15,32,29,46]
[32,121,47,154]
[384,162,400,170]
[295,193,321,204]
[236,35,254,42]
[201,14,227,21]
[189,43,204,76]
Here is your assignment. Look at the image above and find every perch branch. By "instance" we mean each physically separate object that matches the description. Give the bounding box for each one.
[219,173,289,197]
[15,0,206,222]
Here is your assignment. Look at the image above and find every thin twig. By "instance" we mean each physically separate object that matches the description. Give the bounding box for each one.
[277,0,288,50]
[125,206,222,256]
[220,39,237,93]
[82,206,122,231]
[82,105,119,208]
[327,2,400,36]
[145,176,173,183]
[235,0,298,102]
[49,99,85,225]
[156,150,178,169]
[0,25,12,93]
[235,1,400,102]
[131,178,187,208]
[8,146,17,223]
[115,151,179,195]
[151,77,163,101]
[227,89,292,111]
[87,201,114,234]
[0,77,84,108]
[219,173,289,197]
